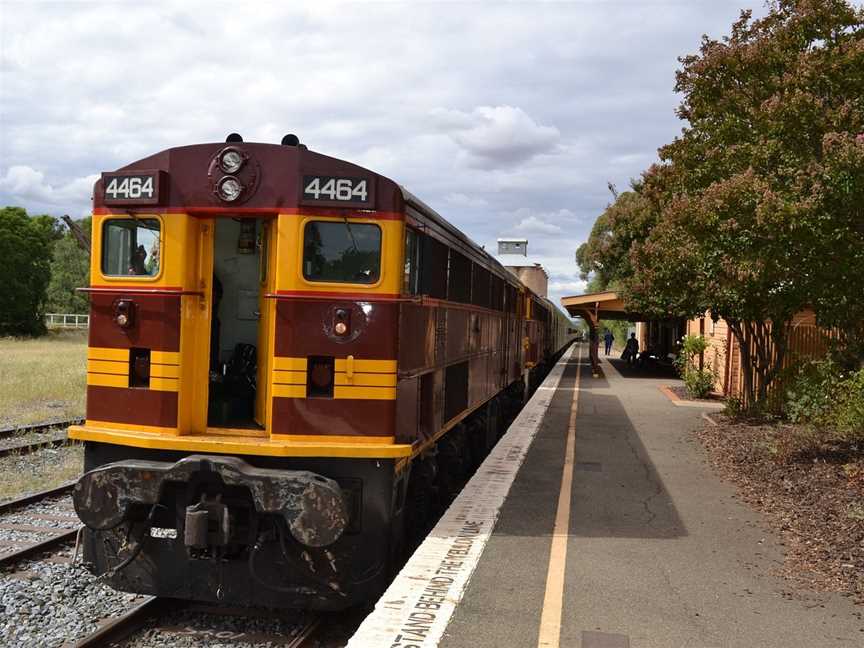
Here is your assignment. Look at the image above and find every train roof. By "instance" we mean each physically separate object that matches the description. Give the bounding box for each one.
[95,138,558,309]
[94,141,404,213]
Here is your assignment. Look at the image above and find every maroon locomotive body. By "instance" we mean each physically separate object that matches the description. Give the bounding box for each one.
[70,135,577,609]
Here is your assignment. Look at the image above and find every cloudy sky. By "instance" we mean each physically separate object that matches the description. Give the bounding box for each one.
[0,0,765,310]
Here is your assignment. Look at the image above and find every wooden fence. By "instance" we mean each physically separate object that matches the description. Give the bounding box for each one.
[726,320,837,407]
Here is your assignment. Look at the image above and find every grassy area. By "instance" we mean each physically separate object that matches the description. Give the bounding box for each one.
[0,444,84,502]
[0,330,87,427]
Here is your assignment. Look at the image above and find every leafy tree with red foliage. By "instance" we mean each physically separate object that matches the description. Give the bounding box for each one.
[579,0,864,405]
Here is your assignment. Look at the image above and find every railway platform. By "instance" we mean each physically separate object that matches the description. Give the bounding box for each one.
[349,344,864,648]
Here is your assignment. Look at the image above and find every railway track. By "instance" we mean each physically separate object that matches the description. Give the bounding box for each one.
[0,417,82,458]
[69,597,325,647]
[0,482,79,569]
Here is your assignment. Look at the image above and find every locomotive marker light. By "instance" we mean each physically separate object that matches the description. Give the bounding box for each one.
[112,300,135,329]
[217,176,243,202]
[334,308,350,336]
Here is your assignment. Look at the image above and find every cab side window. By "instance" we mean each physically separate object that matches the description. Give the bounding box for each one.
[101,218,161,277]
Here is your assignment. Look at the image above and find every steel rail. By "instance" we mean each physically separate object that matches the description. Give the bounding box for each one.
[0,527,79,569]
[73,596,171,647]
[0,482,79,569]
[0,482,76,515]
[0,417,83,440]
[0,435,70,458]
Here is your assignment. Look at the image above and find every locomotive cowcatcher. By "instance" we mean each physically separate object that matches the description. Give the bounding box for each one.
[70,134,576,609]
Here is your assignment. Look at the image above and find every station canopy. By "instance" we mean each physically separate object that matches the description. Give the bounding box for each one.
[560,290,643,325]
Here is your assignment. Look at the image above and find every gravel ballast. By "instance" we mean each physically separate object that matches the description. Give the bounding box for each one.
[0,551,143,648]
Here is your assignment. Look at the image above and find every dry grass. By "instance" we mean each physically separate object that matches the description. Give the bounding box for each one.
[0,444,83,502]
[0,330,87,427]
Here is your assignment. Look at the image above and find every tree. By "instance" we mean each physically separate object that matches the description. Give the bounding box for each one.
[575,178,658,290]
[632,1,864,403]
[46,216,91,314]
[0,207,58,335]
[578,1,864,405]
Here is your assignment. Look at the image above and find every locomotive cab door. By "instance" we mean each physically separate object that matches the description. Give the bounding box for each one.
[204,217,273,431]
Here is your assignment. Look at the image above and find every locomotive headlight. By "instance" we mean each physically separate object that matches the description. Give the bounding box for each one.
[217,176,243,202]
[334,321,348,335]
[220,149,244,174]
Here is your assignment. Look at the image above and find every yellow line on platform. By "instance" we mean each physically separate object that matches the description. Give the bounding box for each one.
[537,344,582,648]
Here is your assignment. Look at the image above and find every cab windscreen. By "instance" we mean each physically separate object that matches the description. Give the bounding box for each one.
[302,221,381,284]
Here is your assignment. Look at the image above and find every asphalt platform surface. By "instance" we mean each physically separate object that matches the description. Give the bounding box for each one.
[440,350,863,648]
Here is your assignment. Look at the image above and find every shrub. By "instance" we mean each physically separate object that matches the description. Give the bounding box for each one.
[824,368,864,442]
[782,360,864,448]
[684,367,715,399]
[676,334,716,399]
[724,395,743,417]
[783,359,840,424]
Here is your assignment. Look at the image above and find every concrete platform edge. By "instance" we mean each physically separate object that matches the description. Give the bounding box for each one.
[346,345,578,648]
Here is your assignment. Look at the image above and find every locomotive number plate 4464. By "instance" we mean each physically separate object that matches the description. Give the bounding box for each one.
[302,175,372,206]
[101,171,163,205]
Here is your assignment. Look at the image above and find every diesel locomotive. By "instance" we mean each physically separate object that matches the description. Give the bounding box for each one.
[70,134,577,609]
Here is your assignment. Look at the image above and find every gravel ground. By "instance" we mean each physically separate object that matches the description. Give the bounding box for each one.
[0,445,83,503]
[0,550,143,648]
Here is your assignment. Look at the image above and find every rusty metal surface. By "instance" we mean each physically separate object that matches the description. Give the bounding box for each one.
[74,454,348,547]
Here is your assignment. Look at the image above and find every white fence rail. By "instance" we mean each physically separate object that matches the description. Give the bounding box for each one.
[45,313,89,329]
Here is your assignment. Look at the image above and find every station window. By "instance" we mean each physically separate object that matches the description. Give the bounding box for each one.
[101,218,161,277]
[303,221,381,284]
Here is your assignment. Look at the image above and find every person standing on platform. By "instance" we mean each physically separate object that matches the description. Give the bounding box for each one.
[624,332,639,365]
[603,329,614,355]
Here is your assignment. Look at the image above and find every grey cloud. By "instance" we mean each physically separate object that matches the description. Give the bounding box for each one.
[430,106,560,167]
[1,1,767,302]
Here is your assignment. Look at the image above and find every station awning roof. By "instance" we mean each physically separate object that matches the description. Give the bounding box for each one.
[560,291,635,322]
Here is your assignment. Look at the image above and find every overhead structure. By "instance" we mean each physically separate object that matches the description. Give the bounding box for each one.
[560,291,636,375]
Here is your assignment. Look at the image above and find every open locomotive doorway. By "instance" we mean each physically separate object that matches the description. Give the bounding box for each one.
[206,217,273,430]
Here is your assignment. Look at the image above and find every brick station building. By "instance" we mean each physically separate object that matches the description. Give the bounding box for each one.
[561,291,829,402]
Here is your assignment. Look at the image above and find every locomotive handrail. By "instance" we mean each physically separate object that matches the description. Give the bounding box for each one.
[77,287,205,296]
[264,291,416,303]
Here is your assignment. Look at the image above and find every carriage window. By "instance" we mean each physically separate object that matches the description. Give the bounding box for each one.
[303,221,381,284]
[404,228,420,294]
[101,218,161,277]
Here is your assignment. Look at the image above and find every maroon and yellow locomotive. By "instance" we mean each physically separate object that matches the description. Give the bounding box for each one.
[70,134,576,609]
